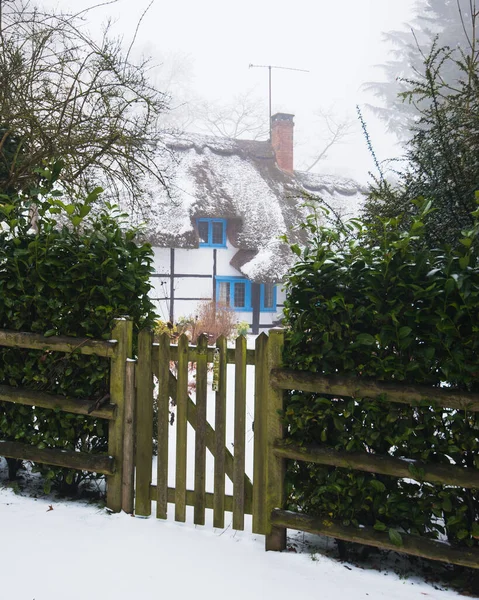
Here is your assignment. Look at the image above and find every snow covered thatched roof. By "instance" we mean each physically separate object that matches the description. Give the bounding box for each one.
[139,132,366,283]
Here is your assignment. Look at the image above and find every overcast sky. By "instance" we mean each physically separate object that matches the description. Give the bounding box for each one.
[50,0,417,183]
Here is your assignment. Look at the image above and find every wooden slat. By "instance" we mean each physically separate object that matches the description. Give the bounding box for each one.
[152,344,255,369]
[0,439,114,475]
[121,359,136,514]
[0,329,117,357]
[149,484,253,514]
[107,318,133,512]
[265,329,286,551]
[156,333,171,519]
[135,329,154,517]
[273,440,479,489]
[252,333,268,535]
[233,335,247,531]
[213,336,227,529]
[175,334,189,522]
[194,334,208,525]
[0,384,116,420]
[271,509,479,569]
[270,369,479,412]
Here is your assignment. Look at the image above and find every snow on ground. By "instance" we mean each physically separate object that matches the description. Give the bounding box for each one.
[0,479,460,600]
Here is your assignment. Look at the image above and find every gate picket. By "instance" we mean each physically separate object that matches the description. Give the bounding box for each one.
[194,334,208,525]
[233,335,247,530]
[135,329,154,517]
[213,335,227,529]
[156,333,171,519]
[175,334,189,522]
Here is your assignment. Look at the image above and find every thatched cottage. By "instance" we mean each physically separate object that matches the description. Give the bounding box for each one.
[140,113,365,333]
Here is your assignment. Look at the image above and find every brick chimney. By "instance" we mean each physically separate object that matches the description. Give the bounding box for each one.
[271,112,294,174]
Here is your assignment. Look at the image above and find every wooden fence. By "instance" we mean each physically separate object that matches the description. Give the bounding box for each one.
[2,323,479,568]
[0,319,133,512]
[268,363,479,568]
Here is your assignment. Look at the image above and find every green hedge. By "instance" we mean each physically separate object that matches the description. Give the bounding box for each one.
[0,176,156,492]
[282,202,479,547]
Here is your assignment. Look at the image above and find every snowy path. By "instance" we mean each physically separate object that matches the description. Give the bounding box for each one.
[0,484,459,600]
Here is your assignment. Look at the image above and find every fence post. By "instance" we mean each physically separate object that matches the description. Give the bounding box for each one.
[253,332,268,534]
[265,328,286,551]
[107,317,133,512]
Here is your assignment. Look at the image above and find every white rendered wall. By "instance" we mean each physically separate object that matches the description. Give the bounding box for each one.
[175,248,215,275]
[152,247,171,274]
[215,247,242,276]
[174,277,213,299]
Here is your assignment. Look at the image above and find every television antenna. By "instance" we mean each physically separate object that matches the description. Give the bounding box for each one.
[248,64,309,140]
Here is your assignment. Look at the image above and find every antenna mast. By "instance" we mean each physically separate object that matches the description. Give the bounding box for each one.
[249,64,309,140]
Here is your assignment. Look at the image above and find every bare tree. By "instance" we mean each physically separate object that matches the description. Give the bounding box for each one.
[298,108,355,173]
[142,48,202,132]
[195,90,269,140]
[0,0,170,205]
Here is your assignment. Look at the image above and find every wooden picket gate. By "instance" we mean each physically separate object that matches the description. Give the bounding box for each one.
[132,328,285,545]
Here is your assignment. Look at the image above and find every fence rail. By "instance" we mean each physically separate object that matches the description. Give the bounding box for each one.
[0,440,115,475]
[270,368,479,411]
[0,384,117,420]
[269,365,479,567]
[0,320,133,512]
[270,509,479,569]
[0,329,118,357]
[272,439,479,489]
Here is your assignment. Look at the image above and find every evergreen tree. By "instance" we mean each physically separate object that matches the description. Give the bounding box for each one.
[366,0,478,138]
[363,33,479,247]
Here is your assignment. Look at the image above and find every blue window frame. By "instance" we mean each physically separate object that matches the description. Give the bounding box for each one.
[216,277,251,311]
[260,283,277,312]
[197,218,227,248]
[216,278,277,312]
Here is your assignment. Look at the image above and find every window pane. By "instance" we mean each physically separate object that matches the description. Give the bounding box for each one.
[198,221,209,244]
[234,282,246,308]
[219,281,230,305]
[212,221,224,245]
[263,284,274,308]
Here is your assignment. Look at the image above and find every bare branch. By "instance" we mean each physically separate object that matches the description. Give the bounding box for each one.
[195,91,268,140]
[125,0,154,65]
[0,0,170,209]
[304,109,355,172]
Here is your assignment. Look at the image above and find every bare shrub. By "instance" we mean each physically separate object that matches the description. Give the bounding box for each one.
[189,301,237,344]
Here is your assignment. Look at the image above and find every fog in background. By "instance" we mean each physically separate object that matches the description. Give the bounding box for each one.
[47,0,417,183]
